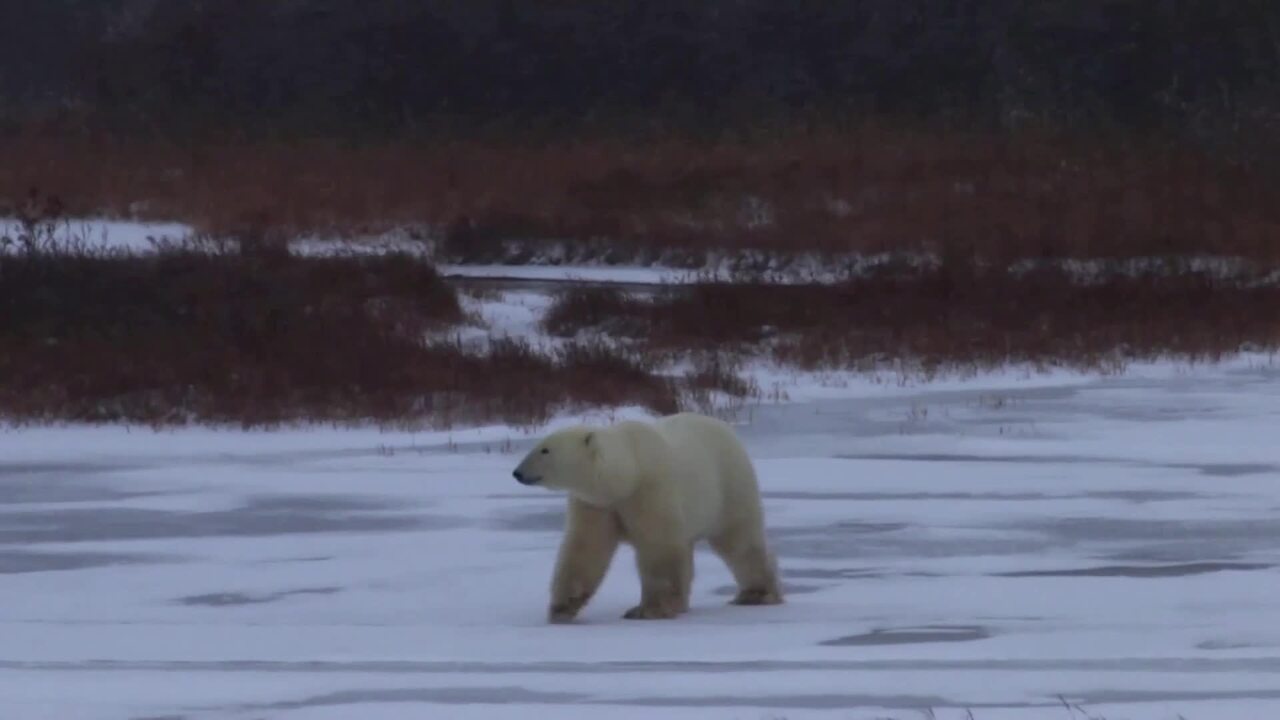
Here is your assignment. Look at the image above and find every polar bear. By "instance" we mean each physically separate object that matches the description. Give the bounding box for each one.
[511,412,782,622]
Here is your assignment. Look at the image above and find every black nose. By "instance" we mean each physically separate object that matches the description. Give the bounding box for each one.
[512,470,524,483]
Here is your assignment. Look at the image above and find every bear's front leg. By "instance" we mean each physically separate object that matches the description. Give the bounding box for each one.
[676,543,694,613]
[549,499,621,623]
[624,542,686,620]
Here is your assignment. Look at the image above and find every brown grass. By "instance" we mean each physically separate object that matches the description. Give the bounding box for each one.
[554,341,678,415]
[541,286,652,338]
[0,242,680,427]
[4,234,1276,428]
[541,264,1280,373]
[4,123,1279,265]
[4,118,1279,429]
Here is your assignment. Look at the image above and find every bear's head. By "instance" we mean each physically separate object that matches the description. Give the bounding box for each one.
[511,426,597,493]
[512,423,641,506]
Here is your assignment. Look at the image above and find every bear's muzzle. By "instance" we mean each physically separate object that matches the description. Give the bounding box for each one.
[513,469,540,485]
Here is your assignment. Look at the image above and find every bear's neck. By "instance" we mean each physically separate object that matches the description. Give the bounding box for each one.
[574,460,638,508]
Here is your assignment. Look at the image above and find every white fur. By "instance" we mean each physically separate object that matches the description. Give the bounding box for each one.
[512,412,783,622]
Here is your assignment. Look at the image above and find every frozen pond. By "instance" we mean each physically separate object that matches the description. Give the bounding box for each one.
[2,358,1280,719]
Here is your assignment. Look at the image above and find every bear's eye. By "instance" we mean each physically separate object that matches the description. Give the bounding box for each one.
[540,448,550,455]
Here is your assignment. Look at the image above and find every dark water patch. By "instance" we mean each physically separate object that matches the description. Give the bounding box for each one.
[12,656,1280,674]
[0,461,136,477]
[1105,544,1252,564]
[837,452,1277,479]
[836,452,1108,465]
[179,593,255,607]
[1197,639,1258,650]
[0,476,159,505]
[244,494,400,513]
[1082,490,1206,503]
[765,490,1049,502]
[711,582,823,597]
[177,586,341,607]
[1030,517,1280,549]
[1073,688,1280,705]
[257,555,333,565]
[820,625,990,647]
[773,520,1052,561]
[0,495,453,545]
[1178,462,1278,478]
[258,687,585,711]
[998,516,1280,568]
[0,549,159,574]
[765,489,1205,503]
[612,692,952,709]
[995,561,1272,578]
[1092,405,1217,423]
[255,686,953,712]
[492,506,566,532]
[823,521,908,534]
[775,534,1055,561]
[783,567,885,580]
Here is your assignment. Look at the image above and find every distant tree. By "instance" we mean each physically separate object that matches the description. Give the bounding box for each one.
[1,0,1275,139]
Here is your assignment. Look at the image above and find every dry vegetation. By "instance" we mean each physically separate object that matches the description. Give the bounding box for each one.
[543,266,1280,375]
[3,229,1277,427]
[0,232,684,428]
[4,124,1279,266]
[3,123,1279,428]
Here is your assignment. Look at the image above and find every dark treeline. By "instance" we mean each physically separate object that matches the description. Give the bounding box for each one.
[3,0,1279,139]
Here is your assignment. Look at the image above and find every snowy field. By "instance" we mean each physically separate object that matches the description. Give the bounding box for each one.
[3,355,1280,720]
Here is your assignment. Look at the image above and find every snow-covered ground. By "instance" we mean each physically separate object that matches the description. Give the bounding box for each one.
[3,355,1280,720]
[0,218,194,253]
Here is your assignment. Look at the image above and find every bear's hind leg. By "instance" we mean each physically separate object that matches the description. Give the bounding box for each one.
[710,528,783,607]
[549,499,621,623]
